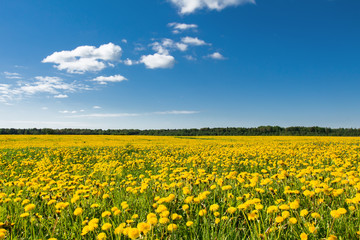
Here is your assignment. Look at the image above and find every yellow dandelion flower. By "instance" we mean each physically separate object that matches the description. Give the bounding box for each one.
[227,207,237,214]
[74,208,83,216]
[167,224,178,232]
[137,222,151,234]
[24,204,36,212]
[186,221,193,227]
[210,204,220,212]
[102,211,111,218]
[289,217,297,224]
[330,210,341,219]
[300,209,308,217]
[101,223,112,231]
[300,232,308,240]
[20,213,30,218]
[97,232,106,240]
[275,216,284,223]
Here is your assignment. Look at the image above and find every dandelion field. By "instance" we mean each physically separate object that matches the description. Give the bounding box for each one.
[1,135,360,240]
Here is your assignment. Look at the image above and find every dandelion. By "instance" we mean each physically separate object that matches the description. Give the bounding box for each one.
[199,209,207,216]
[102,211,111,218]
[74,208,83,216]
[311,212,321,219]
[97,232,106,240]
[20,213,30,218]
[227,207,237,214]
[300,233,308,240]
[186,221,194,227]
[330,210,341,219]
[300,209,309,217]
[137,222,151,234]
[101,223,112,231]
[210,204,220,212]
[289,217,297,224]
[24,203,36,212]
[167,224,178,232]
[267,206,278,214]
[275,216,284,223]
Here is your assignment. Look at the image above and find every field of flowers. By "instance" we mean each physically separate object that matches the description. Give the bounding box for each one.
[0,135,360,240]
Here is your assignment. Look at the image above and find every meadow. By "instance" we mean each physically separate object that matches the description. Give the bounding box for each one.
[0,135,359,239]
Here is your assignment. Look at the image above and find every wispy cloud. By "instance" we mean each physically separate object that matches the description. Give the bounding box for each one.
[92,75,127,85]
[54,94,69,98]
[154,110,199,115]
[66,110,199,118]
[169,0,255,14]
[181,36,208,46]
[67,113,141,118]
[168,22,198,34]
[0,76,88,104]
[42,43,122,74]
[3,71,22,79]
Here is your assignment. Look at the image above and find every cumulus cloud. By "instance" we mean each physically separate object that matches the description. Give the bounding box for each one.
[92,75,127,85]
[168,22,198,34]
[207,52,226,60]
[42,43,122,74]
[140,53,175,69]
[3,72,21,79]
[169,0,255,14]
[93,106,102,109]
[181,36,207,46]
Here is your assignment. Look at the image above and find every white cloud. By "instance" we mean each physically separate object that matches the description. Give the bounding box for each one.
[67,113,140,118]
[19,76,76,95]
[42,43,122,74]
[121,39,127,43]
[155,110,199,115]
[185,55,196,61]
[169,0,255,14]
[54,94,69,98]
[168,22,198,33]
[41,107,48,110]
[0,76,87,104]
[140,53,175,69]
[66,110,198,118]
[93,106,102,109]
[176,43,188,51]
[207,52,226,60]
[59,110,77,114]
[92,75,127,85]
[0,84,14,103]
[4,72,21,79]
[181,36,207,46]
[124,58,139,66]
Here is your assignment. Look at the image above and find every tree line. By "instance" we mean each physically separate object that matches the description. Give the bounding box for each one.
[1,126,360,136]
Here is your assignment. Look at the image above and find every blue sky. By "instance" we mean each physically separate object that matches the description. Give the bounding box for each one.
[1,0,359,129]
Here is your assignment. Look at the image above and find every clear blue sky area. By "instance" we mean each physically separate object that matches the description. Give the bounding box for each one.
[1,0,359,129]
